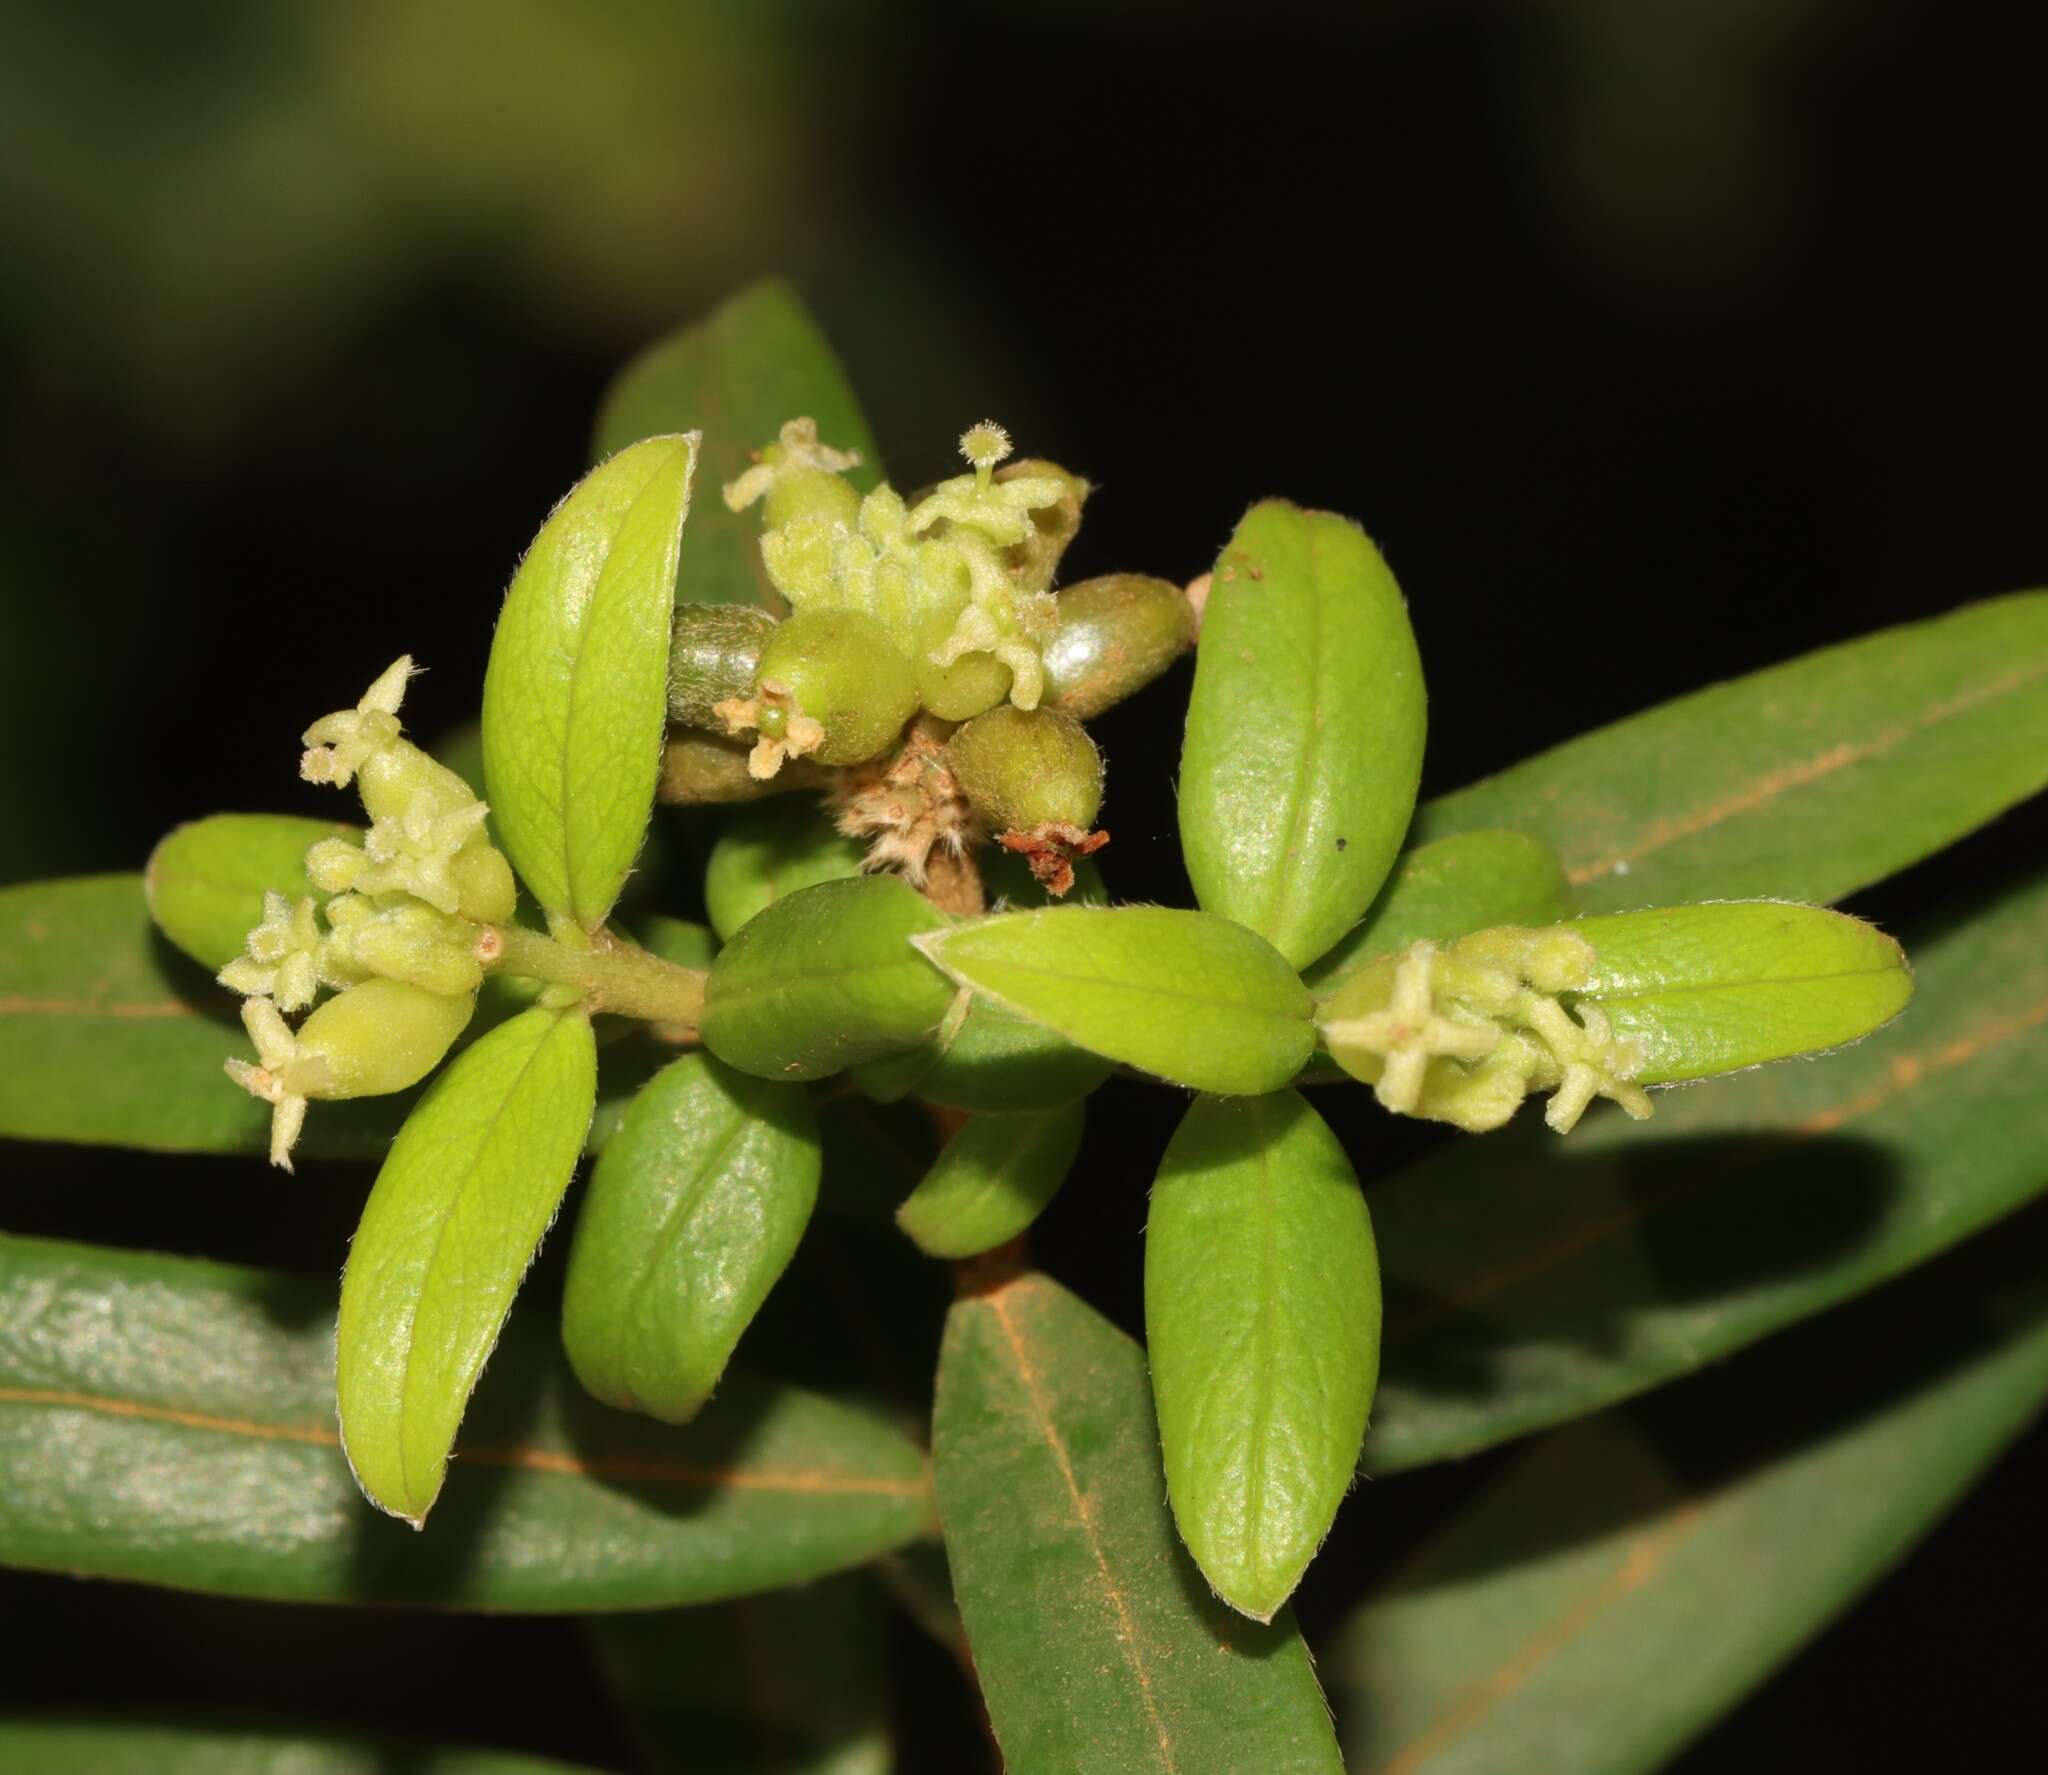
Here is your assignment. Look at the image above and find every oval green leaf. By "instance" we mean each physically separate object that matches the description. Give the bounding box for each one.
[1416,589,2048,911]
[935,1269,1345,1775]
[0,874,405,1157]
[1363,871,2048,1473]
[703,798,867,942]
[1573,901,1912,1084]
[896,1103,1085,1259]
[593,278,882,609]
[0,1231,930,1608]
[145,813,356,971]
[701,875,954,1082]
[1306,829,1575,990]
[564,1052,821,1423]
[914,906,1314,1095]
[482,434,698,930]
[1147,1092,1380,1621]
[1335,1253,2048,1775]
[338,1004,598,1524]
[1180,501,1427,968]
[0,1719,606,1775]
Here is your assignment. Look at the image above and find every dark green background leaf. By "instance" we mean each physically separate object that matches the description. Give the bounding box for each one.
[1416,591,2048,911]
[0,1717,605,1774]
[935,1269,1344,1775]
[592,278,883,609]
[0,1232,931,1608]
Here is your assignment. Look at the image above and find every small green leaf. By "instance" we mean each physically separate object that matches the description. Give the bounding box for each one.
[0,1718,606,1775]
[1307,829,1575,989]
[1334,1254,2048,1775]
[935,1270,1345,1775]
[896,1103,1086,1258]
[593,278,882,609]
[145,813,356,970]
[482,435,698,930]
[1147,1092,1380,1621]
[701,876,954,1081]
[1571,901,1912,1084]
[0,1230,929,1608]
[915,906,1314,1095]
[0,874,404,1157]
[564,1053,820,1423]
[703,798,867,942]
[1180,501,1427,968]
[1363,871,2048,1473]
[585,1575,892,1775]
[1416,589,2048,911]
[338,1004,598,1524]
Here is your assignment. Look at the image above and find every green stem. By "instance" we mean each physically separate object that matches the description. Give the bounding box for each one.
[481,924,707,1026]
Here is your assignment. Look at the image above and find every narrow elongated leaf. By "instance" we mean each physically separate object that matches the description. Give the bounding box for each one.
[593,278,883,608]
[586,1576,892,1775]
[1148,1092,1380,1621]
[1180,501,1426,967]
[1364,872,2048,1472]
[0,1718,604,1774]
[1571,901,1911,1083]
[146,813,356,970]
[703,799,867,942]
[1417,589,2048,911]
[915,906,1314,1094]
[702,876,954,1081]
[482,435,698,929]
[564,1053,821,1422]
[0,875,404,1157]
[338,1004,597,1524]
[1334,1260,2048,1775]
[935,1270,1345,1775]
[0,1232,930,1608]
[896,1103,1085,1259]
[1307,830,1575,989]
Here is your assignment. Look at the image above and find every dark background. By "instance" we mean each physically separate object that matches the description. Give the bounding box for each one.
[3,2,2044,1768]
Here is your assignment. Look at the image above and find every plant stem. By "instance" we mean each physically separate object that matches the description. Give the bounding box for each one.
[480,924,707,1026]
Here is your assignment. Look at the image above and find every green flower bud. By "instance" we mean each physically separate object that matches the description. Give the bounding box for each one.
[1042,574,1196,720]
[948,705,1108,897]
[719,608,919,776]
[763,465,863,533]
[668,602,779,729]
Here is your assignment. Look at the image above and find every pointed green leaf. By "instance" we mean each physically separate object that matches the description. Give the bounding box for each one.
[145,813,357,971]
[914,906,1314,1095]
[0,874,404,1156]
[564,1052,821,1423]
[338,1004,597,1524]
[593,278,883,608]
[0,1718,605,1774]
[1571,901,1911,1084]
[702,876,954,1081]
[1307,830,1575,989]
[1147,1092,1380,1621]
[935,1270,1345,1775]
[482,434,698,930]
[1417,590,2048,911]
[1334,1262,2048,1775]
[585,1575,892,1775]
[0,1231,930,1607]
[703,798,867,942]
[1180,501,1427,968]
[896,1103,1085,1259]
[1364,872,2048,1473]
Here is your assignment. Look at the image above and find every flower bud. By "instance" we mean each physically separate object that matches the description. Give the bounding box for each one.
[1042,575,1196,720]
[668,602,778,729]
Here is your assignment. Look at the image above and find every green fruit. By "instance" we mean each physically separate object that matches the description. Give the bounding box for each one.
[756,608,920,767]
[949,706,1104,834]
[669,602,777,728]
[1042,575,1196,720]
[295,977,476,1099]
[918,648,1013,722]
